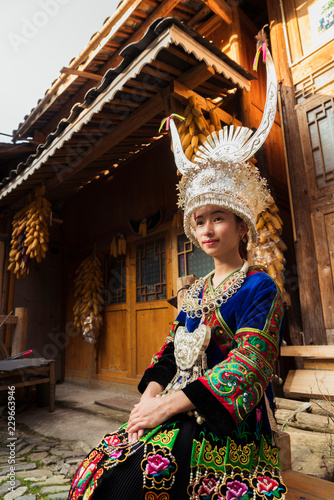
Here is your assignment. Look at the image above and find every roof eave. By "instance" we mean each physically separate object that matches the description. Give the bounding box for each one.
[1,20,253,204]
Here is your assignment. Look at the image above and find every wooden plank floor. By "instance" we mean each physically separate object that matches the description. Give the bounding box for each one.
[283,469,334,499]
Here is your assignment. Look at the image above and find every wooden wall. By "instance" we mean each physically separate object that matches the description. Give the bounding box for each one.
[11,229,65,381]
[63,139,179,383]
[63,139,178,255]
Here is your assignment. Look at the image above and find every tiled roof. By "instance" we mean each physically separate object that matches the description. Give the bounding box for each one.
[0,17,253,206]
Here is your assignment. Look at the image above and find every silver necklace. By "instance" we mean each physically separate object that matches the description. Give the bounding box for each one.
[181,260,249,318]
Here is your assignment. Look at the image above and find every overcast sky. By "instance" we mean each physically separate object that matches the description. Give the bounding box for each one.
[1,0,120,143]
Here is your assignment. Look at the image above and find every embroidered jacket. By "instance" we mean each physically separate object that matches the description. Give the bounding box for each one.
[138,266,285,438]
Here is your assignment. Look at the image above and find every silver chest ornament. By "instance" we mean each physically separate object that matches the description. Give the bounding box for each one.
[157,318,211,397]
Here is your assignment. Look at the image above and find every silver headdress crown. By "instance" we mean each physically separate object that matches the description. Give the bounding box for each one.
[169,40,277,245]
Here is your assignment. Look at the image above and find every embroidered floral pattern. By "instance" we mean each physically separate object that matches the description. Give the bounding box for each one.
[99,430,131,466]
[141,448,177,488]
[200,280,283,425]
[68,269,287,500]
[252,471,287,499]
[218,474,252,500]
[192,472,218,499]
[145,493,170,500]
[69,450,104,499]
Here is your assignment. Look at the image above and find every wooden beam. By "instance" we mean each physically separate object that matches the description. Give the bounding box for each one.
[197,14,223,38]
[201,0,232,25]
[0,315,18,325]
[281,345,334,358]
[284,369,334,400]
[60,67,103,82]
[103,0,182,72]
[45,92,165,190]
[172,80,242,126]
[188,5,211,28]
[33,130,47,144]
[282,470,334,500]
[177,62,215,89]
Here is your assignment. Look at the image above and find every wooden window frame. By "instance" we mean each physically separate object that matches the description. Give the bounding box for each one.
[296,93,334,198]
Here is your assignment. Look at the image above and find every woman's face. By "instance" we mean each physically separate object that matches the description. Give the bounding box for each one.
[194,205,246,260]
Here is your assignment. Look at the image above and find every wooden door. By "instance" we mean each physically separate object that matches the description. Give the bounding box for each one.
[296,95,334,344]
[97,231,175,384]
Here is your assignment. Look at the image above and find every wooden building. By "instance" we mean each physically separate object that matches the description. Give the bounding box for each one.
[267,0,334,346]
[0,0,332,388]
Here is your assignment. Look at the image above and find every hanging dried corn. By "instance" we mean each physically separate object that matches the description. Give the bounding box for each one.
[248,195,287,292]
[73,253,104,343]
[8,185,51,279]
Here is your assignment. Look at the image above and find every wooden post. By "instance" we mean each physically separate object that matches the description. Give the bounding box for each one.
[11,307,29,356]
[276,431,292,471]
[49,360,55,412]
[229,0,243,65]
[5,273,16,350]
[89,343,97,384]
[0,240,11,344]
[266,0,326,345]
[177,276,197,312]
[0,242,5,311]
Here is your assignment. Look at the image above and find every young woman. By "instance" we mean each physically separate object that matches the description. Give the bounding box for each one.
[68,43,287,500]
[68,201,286,500]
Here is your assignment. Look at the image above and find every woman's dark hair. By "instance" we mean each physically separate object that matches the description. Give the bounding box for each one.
[234,214,248,259]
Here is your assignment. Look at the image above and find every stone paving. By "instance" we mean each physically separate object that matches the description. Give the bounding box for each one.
[0,419,91,500]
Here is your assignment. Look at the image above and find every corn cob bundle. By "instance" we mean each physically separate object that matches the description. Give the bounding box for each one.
[138,218,147,237]
[73,253,104,343]
[175,96,223,165]
[172,211,183,229]
[7,207,29,279]
[110,237,118,258]
[8,185,51,278]
[117,234,127,256]
[248,195,287,291]
[110,235,127,258]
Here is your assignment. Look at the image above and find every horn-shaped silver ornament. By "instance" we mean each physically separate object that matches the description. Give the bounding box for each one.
[169,118,197,177]
[169,48,277,170]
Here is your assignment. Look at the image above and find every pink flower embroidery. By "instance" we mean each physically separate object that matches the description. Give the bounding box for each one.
[146,454,170,475]
[109,449,122,459]
[257,476,279,493]
[256,408,262,422]
[226,480,248,500]
[198,477,217,496]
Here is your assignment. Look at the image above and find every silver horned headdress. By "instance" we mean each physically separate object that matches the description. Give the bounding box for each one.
[169,39,277,246]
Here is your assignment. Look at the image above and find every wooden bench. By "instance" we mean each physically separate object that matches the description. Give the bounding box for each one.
[0,358,55,412]
[281,345,334,400]
[282,469,334,499]
[0,308,56,412]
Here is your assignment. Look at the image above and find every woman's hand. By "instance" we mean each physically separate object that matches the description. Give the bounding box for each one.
[127,396,168,442]
[127,382,163,443]
[127,388,195,443]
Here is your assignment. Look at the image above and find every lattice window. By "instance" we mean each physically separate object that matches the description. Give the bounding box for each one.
[136,237,166,302]
[104,255,126,304]
[307,98,334,189]
[295,61,334,103]
[177,233,213,278]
